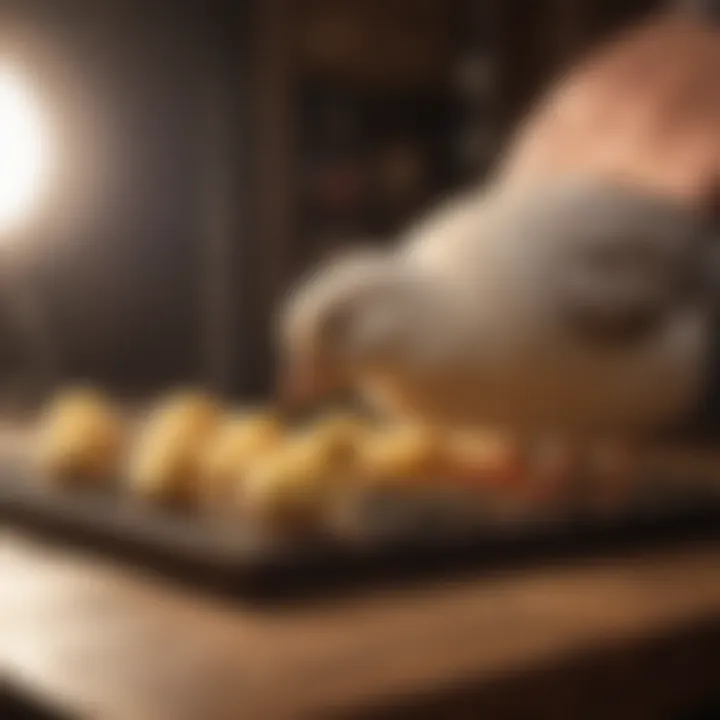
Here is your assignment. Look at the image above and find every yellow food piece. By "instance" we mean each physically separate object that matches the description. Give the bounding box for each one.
[293,411,370,474]
[199,412,283,507]
[240,437,338,526]
[37,387,125,487]
[358,424,444,485]
[237,412,372,525]
[128,390,222,505]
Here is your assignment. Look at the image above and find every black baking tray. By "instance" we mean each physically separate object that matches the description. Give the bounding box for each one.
[1,469,719,601]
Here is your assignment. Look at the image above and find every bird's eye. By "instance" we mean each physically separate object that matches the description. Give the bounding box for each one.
[585,240,645,272]
[580,235,672,294]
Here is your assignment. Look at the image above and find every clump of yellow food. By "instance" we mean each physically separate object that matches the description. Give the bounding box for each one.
[238,412,369,526]
[199,411,283,508]
[293,411,370,473]
[357,423,445,485]
[240,440,330,527]
[36,387,125,487]
[128,390,222,505]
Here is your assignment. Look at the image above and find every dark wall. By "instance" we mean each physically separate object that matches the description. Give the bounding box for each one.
[0,0,667,400]
[0,0,248,396]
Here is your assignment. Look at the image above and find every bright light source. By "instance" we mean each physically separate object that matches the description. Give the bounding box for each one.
[0,67,50,232]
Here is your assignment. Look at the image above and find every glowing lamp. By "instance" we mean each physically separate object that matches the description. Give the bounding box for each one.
[0,66,50,232]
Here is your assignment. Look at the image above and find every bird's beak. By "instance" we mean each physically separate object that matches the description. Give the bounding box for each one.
[278,355,338,412]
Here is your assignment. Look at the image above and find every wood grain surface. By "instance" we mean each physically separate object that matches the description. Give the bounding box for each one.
[3,530,720,720]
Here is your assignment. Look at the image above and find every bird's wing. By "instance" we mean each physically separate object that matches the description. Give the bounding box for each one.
[544,180,709,345]
[498,14,720,212]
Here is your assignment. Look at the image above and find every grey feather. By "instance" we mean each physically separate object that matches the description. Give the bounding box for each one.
[534,180,705,346]
[281,176,715,434]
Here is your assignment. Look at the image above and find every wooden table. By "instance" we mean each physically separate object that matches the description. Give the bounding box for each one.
[2,530,720,720]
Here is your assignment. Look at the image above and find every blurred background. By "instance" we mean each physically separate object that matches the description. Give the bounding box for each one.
[0,0,666,402]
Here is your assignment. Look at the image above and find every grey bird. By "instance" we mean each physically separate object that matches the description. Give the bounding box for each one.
[278,6,720,442]
[279,178,714,436]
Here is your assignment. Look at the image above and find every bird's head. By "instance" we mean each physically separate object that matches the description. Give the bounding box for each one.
[277,246,419,408]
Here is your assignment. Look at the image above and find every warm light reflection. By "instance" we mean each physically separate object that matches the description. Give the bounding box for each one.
[0,66,50,232]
